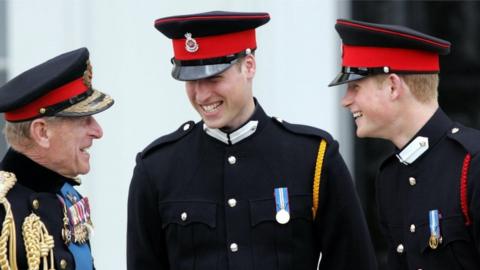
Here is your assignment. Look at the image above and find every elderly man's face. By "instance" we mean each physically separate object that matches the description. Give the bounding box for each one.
[46,116,103,178]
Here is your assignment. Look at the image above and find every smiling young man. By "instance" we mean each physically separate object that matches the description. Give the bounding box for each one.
[127,11,377,270]
[185,57,255,130]
[330,19,480,269]
[0,47,114,270]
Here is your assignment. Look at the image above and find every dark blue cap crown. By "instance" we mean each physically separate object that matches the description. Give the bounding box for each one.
[0,48,114,122]
[154,11,270,81]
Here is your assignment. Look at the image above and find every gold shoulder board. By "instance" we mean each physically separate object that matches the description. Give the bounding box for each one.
[0,170,18,270]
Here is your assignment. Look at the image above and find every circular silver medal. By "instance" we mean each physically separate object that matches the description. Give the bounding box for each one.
[276,209,290,224]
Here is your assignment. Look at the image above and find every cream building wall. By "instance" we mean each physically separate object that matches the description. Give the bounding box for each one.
[6,0,350,269]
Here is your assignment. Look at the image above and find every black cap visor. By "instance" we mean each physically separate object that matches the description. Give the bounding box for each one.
[328,72,366,87]
[172,62,234,81]
[171,50,250,81]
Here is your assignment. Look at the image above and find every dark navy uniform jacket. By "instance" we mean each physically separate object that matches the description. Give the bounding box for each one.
[377,109,480,269]
[0,149,90,270]
[127,102,377,270]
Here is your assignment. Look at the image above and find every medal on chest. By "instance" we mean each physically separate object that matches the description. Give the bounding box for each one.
[274,187,290,224]
[428,209,442,249]
[58,184,94,245]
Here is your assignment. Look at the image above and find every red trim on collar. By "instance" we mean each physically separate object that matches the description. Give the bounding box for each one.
[342,45,440,72]
[5,77,88,121]
[172,29,256,60]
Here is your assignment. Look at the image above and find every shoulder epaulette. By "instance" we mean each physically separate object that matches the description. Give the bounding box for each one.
[272,117,332,220]
[141,121,195,158]
[447,123,480,155]
[0,171,16,200]
[0,171,17,269]
[447,123,480,227]
[271,116,334,143]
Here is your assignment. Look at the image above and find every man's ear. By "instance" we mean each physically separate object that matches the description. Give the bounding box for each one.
[387,74,404,100]
[243,54,256,79]
[29,118,51,148]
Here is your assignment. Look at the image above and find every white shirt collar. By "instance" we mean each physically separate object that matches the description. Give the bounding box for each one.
[203,121,259,145]
[396,136,429,165]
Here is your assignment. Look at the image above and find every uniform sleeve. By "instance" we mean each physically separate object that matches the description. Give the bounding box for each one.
[467,153,480,255]
[315,140,377,270]
[127,154,169,269]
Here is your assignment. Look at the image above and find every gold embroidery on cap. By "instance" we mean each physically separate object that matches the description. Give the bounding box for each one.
[61,90,113,114]
[83,60,93,88]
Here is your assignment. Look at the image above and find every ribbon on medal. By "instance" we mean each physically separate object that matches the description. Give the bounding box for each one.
[428,209,442,249]
[274,187,290,224]
[57,193,94,244]
[57,183,94,270]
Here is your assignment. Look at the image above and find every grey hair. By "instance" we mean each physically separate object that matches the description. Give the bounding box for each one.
[3,116,60,150]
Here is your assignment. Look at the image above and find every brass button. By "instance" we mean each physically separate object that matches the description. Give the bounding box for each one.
[181,212,187,221]
[396,244,404,254]
[410,224,416,233]
[230,243,238,252]
[408,177,416,186]
[60,259,67,269]
[183,123,190,131]
[32,199,40,210]
[228,198,237,208]
[228,156,237,165]
[451,127,459,134]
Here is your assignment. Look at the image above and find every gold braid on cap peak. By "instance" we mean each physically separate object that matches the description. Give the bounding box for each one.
[82,59,93,88]
[0,171,18,270]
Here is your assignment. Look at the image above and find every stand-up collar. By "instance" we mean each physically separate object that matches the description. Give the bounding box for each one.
[203,99,269,145]
[396,108,453,165]
[0,148,79,193]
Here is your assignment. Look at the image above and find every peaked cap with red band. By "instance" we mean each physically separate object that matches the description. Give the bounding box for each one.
[329,19,451,87]
[154,11,270,81]
[0,48,114,122]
